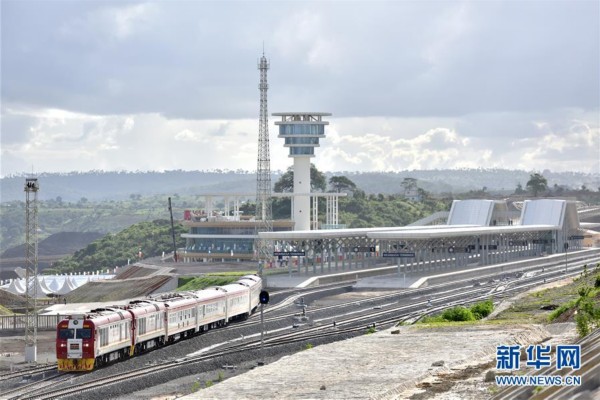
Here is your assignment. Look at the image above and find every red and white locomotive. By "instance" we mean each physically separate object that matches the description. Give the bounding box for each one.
[56,275,262,371]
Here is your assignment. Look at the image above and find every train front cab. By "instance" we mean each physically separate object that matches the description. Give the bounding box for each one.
[56,318,95,371]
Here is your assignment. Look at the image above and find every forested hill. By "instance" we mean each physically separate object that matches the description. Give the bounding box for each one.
[0,170,256,202]
[1,169,598,202]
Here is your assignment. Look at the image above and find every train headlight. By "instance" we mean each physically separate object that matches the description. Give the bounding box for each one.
[60,343,67,348]
[83,343,90,348]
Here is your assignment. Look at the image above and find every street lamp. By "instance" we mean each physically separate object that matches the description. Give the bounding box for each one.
[564,242,569,273]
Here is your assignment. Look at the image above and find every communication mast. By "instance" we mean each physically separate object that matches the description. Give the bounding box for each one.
[255,50,273,277]
[24,177,39,363]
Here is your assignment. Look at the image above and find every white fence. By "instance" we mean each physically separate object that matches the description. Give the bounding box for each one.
[0,314,67,331]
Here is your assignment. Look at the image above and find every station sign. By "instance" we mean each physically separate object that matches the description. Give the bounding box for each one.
[273,251,305,257]
[352,246,376,253]
[382,252,415,258]
[568,235,586,240]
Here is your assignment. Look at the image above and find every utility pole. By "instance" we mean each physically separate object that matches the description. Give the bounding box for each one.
[255,49,273,279]
[168,197,178,262]
[24,178,39,363]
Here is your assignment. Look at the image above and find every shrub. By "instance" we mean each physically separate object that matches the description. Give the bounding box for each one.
[470,300,494,319]
[578,286,592,298]
[575,312,590,337]
[441,306,476,322]
[595,275,600,288]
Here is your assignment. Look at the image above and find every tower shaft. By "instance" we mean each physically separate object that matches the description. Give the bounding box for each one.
[255,53,273,275]
[24,178,39,363]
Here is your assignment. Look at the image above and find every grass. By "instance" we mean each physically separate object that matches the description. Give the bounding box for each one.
[0,304,14,315]
[177,268,290,291]
[177,275,242,291]
[484,271,600,326]
[412,320,481,329]
[547,299,578,322]
[419,300,494,324]
[414,269,600,328]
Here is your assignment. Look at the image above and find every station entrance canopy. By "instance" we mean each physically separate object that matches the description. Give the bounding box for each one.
[259,199,587,274]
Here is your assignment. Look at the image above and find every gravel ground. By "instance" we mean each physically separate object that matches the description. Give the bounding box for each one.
[186,324,554,400]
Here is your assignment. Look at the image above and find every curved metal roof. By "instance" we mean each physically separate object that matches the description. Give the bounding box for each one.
[367,224,558,240]
[258,225,479,240]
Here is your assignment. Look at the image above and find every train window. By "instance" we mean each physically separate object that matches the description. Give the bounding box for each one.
[99,328,107,346]
[59,329,74,339]
[76,328,92,339]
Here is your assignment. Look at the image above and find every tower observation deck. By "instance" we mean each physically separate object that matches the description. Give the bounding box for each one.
[273,112,331,231]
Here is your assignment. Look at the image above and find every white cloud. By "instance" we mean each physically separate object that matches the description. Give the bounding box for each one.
[174,129,205,143]
[108,3,157,39]
[1,106,598,177]
[1,2,598,177]
[58,2,159,42]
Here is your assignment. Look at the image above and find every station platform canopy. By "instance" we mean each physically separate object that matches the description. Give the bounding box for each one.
[259,199,586,257]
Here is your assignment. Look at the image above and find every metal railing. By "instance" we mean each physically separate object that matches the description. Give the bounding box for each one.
[0,314,66,331]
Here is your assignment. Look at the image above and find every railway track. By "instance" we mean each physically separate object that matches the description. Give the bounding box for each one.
[13,260,596,400]
[1,372,72,400]
[0,365,57,384]
[2,255,598,399]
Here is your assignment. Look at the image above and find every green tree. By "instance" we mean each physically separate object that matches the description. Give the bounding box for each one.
[274,164,327,192]
[553,184,564,195]
[52,219,187,273]
[328,176,357,193]
[526,173,548,197]
[401,177,418,191]
[514,183,526,195]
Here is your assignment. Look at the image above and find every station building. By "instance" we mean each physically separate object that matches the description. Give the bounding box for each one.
[180,192,345,263]
[259,198,594,275]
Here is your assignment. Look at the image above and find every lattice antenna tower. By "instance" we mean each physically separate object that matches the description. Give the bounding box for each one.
[24,177,39,363]
[255,50,273,277]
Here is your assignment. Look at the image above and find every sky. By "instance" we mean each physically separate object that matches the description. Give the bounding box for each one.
[1,0,599,177]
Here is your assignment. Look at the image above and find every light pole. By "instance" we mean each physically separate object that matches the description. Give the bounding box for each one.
[564,242,569,273]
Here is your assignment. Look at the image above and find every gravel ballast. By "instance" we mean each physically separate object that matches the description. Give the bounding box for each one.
[178,324,552,400]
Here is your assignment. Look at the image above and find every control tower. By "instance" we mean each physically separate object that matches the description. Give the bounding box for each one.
[273,112,331,231]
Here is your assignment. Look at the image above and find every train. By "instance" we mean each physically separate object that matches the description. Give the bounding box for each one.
[56,274,262,371]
